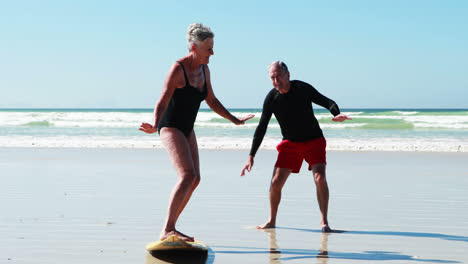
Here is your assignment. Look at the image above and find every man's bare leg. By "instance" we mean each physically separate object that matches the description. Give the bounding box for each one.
[311,163,330,231]
[159,128,198,242]
[257,167,292,229]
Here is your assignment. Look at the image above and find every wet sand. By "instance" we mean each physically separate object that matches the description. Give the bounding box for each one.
[1,148,467,263]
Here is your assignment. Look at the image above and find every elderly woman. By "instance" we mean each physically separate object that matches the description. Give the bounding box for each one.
[140,23,253,242]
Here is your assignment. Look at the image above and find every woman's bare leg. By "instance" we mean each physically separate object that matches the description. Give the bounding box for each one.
[159,128,198,241]
[174,130,200,223]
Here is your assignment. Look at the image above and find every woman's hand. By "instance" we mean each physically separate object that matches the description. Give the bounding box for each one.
[234,114,255,125]
[139,123,158,134]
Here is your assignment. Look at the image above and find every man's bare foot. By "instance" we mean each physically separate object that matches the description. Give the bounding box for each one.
[321,225,332,233]
[160,230,194,242]
[256,221,276,229]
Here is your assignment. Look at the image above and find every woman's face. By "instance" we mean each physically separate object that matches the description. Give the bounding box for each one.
[193,38,214,64]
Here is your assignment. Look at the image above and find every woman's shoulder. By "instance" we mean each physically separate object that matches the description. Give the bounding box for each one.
[165,61,186,88]
[167,64,182,77]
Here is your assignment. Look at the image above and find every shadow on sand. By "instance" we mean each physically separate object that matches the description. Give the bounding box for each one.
[213,228,461,264]
[278,226,468,243]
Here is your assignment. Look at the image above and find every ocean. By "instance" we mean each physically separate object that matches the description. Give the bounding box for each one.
[0,108,467,152]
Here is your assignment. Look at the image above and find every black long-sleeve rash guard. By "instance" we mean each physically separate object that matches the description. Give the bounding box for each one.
[249,80,340,157]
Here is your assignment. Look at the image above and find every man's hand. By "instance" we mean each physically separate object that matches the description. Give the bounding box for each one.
[241,155,255,176]
[139,123,158,134]
[332,114,352,122]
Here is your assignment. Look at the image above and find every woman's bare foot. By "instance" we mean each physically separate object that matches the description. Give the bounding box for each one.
[256,221,276,229]
[160,229,194,242]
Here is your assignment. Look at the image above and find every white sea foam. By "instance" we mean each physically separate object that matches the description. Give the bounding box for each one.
[327,138,468,152]
[2,111,467,130]
[394,111,419,115]
[404,116,468,129]
[195,122,267,128]
[0,111,152,128]
[1,109,468,152]
[344,111,363,115]
[1,135,466,152]
[341,115,403,120]
[320,123,366,128]
[413,123,468,129]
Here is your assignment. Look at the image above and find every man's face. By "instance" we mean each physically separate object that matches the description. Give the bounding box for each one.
[194,38,214,64]
[269,65,290,94]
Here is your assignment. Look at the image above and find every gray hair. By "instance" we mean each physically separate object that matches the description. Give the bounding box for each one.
[268,61,289,73]
[187,23,214,50]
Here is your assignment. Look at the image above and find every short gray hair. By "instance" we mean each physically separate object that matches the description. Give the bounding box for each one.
[187,23,214,49]
[268,61,289,74]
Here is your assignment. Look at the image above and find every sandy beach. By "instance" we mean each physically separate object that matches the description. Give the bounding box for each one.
[1,148,467,264]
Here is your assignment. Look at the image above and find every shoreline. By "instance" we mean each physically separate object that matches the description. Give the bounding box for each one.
[2,108,468,153]
[1,145,467,153]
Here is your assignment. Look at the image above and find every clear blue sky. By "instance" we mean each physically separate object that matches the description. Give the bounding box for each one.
[1,0,467,108]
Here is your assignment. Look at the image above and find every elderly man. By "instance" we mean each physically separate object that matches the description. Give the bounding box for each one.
[241,61,351,232]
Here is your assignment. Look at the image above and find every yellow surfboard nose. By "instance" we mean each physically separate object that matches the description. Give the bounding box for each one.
[146,235,208,252]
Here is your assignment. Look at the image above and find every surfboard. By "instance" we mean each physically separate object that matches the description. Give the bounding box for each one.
[145,251,209,264]
[146,235,208,252]
[146,235,209,264]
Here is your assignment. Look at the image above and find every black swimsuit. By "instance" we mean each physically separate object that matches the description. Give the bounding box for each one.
[158,61,208,137]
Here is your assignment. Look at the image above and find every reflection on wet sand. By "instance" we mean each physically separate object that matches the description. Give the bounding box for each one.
[317,232,329,264]
[260,228,458,263]
[261,229,281,264]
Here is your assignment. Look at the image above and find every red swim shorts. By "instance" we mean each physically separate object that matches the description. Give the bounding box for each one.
[274,137,327,173]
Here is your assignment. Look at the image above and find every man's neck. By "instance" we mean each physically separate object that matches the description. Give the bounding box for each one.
[278,81,291,94]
